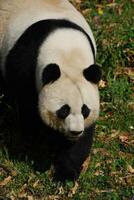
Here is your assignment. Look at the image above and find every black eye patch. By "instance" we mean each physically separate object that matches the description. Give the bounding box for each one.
[56,104,70,119]
[81,104,90,119]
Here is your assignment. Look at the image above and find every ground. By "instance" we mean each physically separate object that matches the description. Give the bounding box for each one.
[0,0,134,199]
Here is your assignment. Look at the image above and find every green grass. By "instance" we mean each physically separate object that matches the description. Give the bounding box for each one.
[0,0,134,199]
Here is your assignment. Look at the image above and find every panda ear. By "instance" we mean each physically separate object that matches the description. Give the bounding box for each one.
[83,64,102,84]
[42,63,61,85]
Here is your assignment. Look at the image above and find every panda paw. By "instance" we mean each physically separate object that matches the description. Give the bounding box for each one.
[54,158,80,182]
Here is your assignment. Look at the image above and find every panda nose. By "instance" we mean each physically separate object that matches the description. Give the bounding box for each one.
[70,131,83,136]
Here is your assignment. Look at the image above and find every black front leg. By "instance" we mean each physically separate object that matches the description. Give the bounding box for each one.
[54,124,95,181]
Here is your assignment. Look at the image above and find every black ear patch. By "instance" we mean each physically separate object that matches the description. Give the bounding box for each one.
[83,64,102,84]
[42,63,61,85]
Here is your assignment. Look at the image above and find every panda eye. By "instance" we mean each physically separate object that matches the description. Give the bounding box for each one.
[56,104,70,119]
[81,104,90,119]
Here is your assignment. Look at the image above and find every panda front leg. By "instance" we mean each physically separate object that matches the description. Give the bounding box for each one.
[54,124,95,181]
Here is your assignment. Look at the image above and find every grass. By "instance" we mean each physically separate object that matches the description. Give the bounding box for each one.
[0,0,134,199]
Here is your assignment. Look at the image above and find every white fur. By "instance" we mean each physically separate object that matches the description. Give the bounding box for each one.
[37,29,94,91]
[65,114,84,133]
[0,0,99,140]
[0,0,96,74]
[38,75,100,139]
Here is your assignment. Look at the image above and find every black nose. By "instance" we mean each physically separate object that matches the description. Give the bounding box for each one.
[70,131,83,136]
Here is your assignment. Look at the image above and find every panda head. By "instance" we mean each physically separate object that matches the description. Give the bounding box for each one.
[38,63,101,141]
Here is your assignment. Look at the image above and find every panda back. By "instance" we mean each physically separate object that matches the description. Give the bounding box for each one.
[0,0,96,74]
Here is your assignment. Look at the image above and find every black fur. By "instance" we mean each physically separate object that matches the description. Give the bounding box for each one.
[56,104,70,119]
[54,124,95,181]
[0,69,4,96]
[42,63,61,85]
[4,19,96,112]
[81,104,90,119]
[83,64,102,84]
[29,121,95,181]
[3,19,96,181]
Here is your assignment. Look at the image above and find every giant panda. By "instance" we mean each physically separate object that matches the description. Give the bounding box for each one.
[0,0,101,181]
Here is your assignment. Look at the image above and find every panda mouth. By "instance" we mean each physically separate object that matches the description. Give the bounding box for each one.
[67,132,83,141]
[68,136,82,141]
